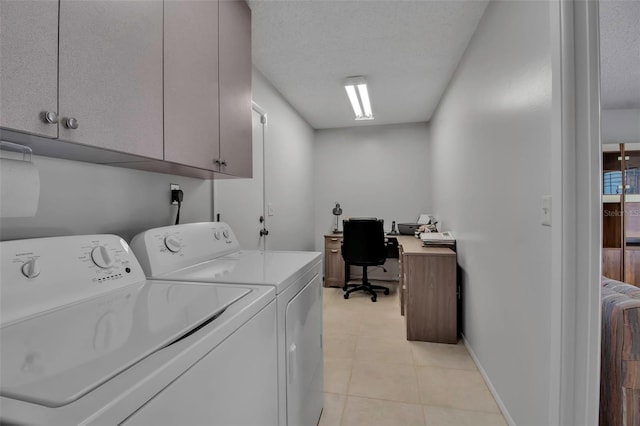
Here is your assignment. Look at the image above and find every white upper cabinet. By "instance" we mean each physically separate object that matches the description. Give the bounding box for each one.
[0,0,59,138]
[164,0,220,171]
[0,0,252,178]
[164,0,253,176]
[218,0,252,178]
[58,0,164,159]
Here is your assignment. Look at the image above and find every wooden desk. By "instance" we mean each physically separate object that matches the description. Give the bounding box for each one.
[322,234,458,344]
[396,236,457,344]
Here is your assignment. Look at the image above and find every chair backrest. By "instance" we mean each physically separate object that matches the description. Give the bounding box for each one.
[341,218,387,266]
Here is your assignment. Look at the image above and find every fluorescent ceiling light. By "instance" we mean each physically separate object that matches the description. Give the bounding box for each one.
[344,77,374,120]
[345,85,363,118]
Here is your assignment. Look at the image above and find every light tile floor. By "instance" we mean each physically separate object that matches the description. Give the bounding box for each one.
[319,283,507,426]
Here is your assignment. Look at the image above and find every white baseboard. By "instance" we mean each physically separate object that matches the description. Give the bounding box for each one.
[462,334,516,426]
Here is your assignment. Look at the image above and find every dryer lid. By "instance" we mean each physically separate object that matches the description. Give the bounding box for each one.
[162,250,321,293]
[0,281,249,407]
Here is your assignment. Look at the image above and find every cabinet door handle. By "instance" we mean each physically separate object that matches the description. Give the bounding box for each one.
[42,111,58,124]
[330,238,339,241]
[63,117,78,129]
[220,159,227,166]
[330,249,338,253]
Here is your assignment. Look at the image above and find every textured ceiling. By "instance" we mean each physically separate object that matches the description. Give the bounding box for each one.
[599,0,640,110]
[249,0,489,129]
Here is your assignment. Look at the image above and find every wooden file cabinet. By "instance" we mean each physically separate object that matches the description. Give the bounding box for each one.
[397,236,457,344]
[324,235,344,287]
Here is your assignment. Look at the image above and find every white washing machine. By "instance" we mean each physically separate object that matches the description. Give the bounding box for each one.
[130,222,324,426]
[0,234,278,426]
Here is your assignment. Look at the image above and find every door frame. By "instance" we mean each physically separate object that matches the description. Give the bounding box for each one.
[252,101,268,249]
[551,0,602,424]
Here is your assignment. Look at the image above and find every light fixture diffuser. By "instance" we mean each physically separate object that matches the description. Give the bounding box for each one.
[345,85,363,118]
[344,77,374,120]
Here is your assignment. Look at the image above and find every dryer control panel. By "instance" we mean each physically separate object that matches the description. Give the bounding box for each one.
[130,222,240,277]
[0,235,146,326]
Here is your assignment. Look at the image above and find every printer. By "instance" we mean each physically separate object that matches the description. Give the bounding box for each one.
[398,214,436,235]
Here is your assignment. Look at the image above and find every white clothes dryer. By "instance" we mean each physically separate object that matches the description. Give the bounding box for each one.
[0,234,278,426]
[131,222,324,426]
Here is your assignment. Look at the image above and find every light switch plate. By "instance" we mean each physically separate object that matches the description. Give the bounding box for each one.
[541,195,552,226]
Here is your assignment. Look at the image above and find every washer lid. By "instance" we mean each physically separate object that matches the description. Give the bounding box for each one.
[162,250,321,293]
[0,281,249,407]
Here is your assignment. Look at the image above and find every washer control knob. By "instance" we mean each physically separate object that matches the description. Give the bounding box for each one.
[222,229,229,238]
[214,231,221,240]
[164,236,181,253]
[21,258,41,278]
[91,246,113,269]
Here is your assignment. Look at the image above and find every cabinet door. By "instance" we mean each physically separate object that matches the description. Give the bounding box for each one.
[405,254,457,343]
[603,248,622,281]
[399,246,405,315]
[625,250,640,286]
[164,0,219,170]
[58,0,163,159]
[324,237,345,287]
[218,0,252,177]
[0,0,58,137]
[324,248,345,287]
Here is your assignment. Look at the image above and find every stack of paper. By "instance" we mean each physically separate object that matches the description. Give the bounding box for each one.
[420,232,456,250]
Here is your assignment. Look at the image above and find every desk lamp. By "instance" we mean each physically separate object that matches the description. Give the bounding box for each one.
[332,202,343,233]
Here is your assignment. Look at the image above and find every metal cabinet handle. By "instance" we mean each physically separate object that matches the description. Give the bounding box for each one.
[42,111,58,124]
[330,249,338,253]
[64,117,79,129]
[220,159,227,166]
[260,229,269,236]
[330,238,339,241]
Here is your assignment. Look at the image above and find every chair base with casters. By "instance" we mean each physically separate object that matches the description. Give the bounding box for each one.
[343,266,390,302]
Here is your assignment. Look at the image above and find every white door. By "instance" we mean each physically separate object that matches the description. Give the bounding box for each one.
[214,105,267,249]
[285,275,324,426]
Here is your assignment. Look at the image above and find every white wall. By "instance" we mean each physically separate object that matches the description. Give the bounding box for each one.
[249,68,316,251]
[313,122,430,253]
[602,108,640,144]
[429,2,553,425]
[0,155,212,242]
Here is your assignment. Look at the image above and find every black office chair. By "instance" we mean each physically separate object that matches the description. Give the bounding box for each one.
[341,218,390,302]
